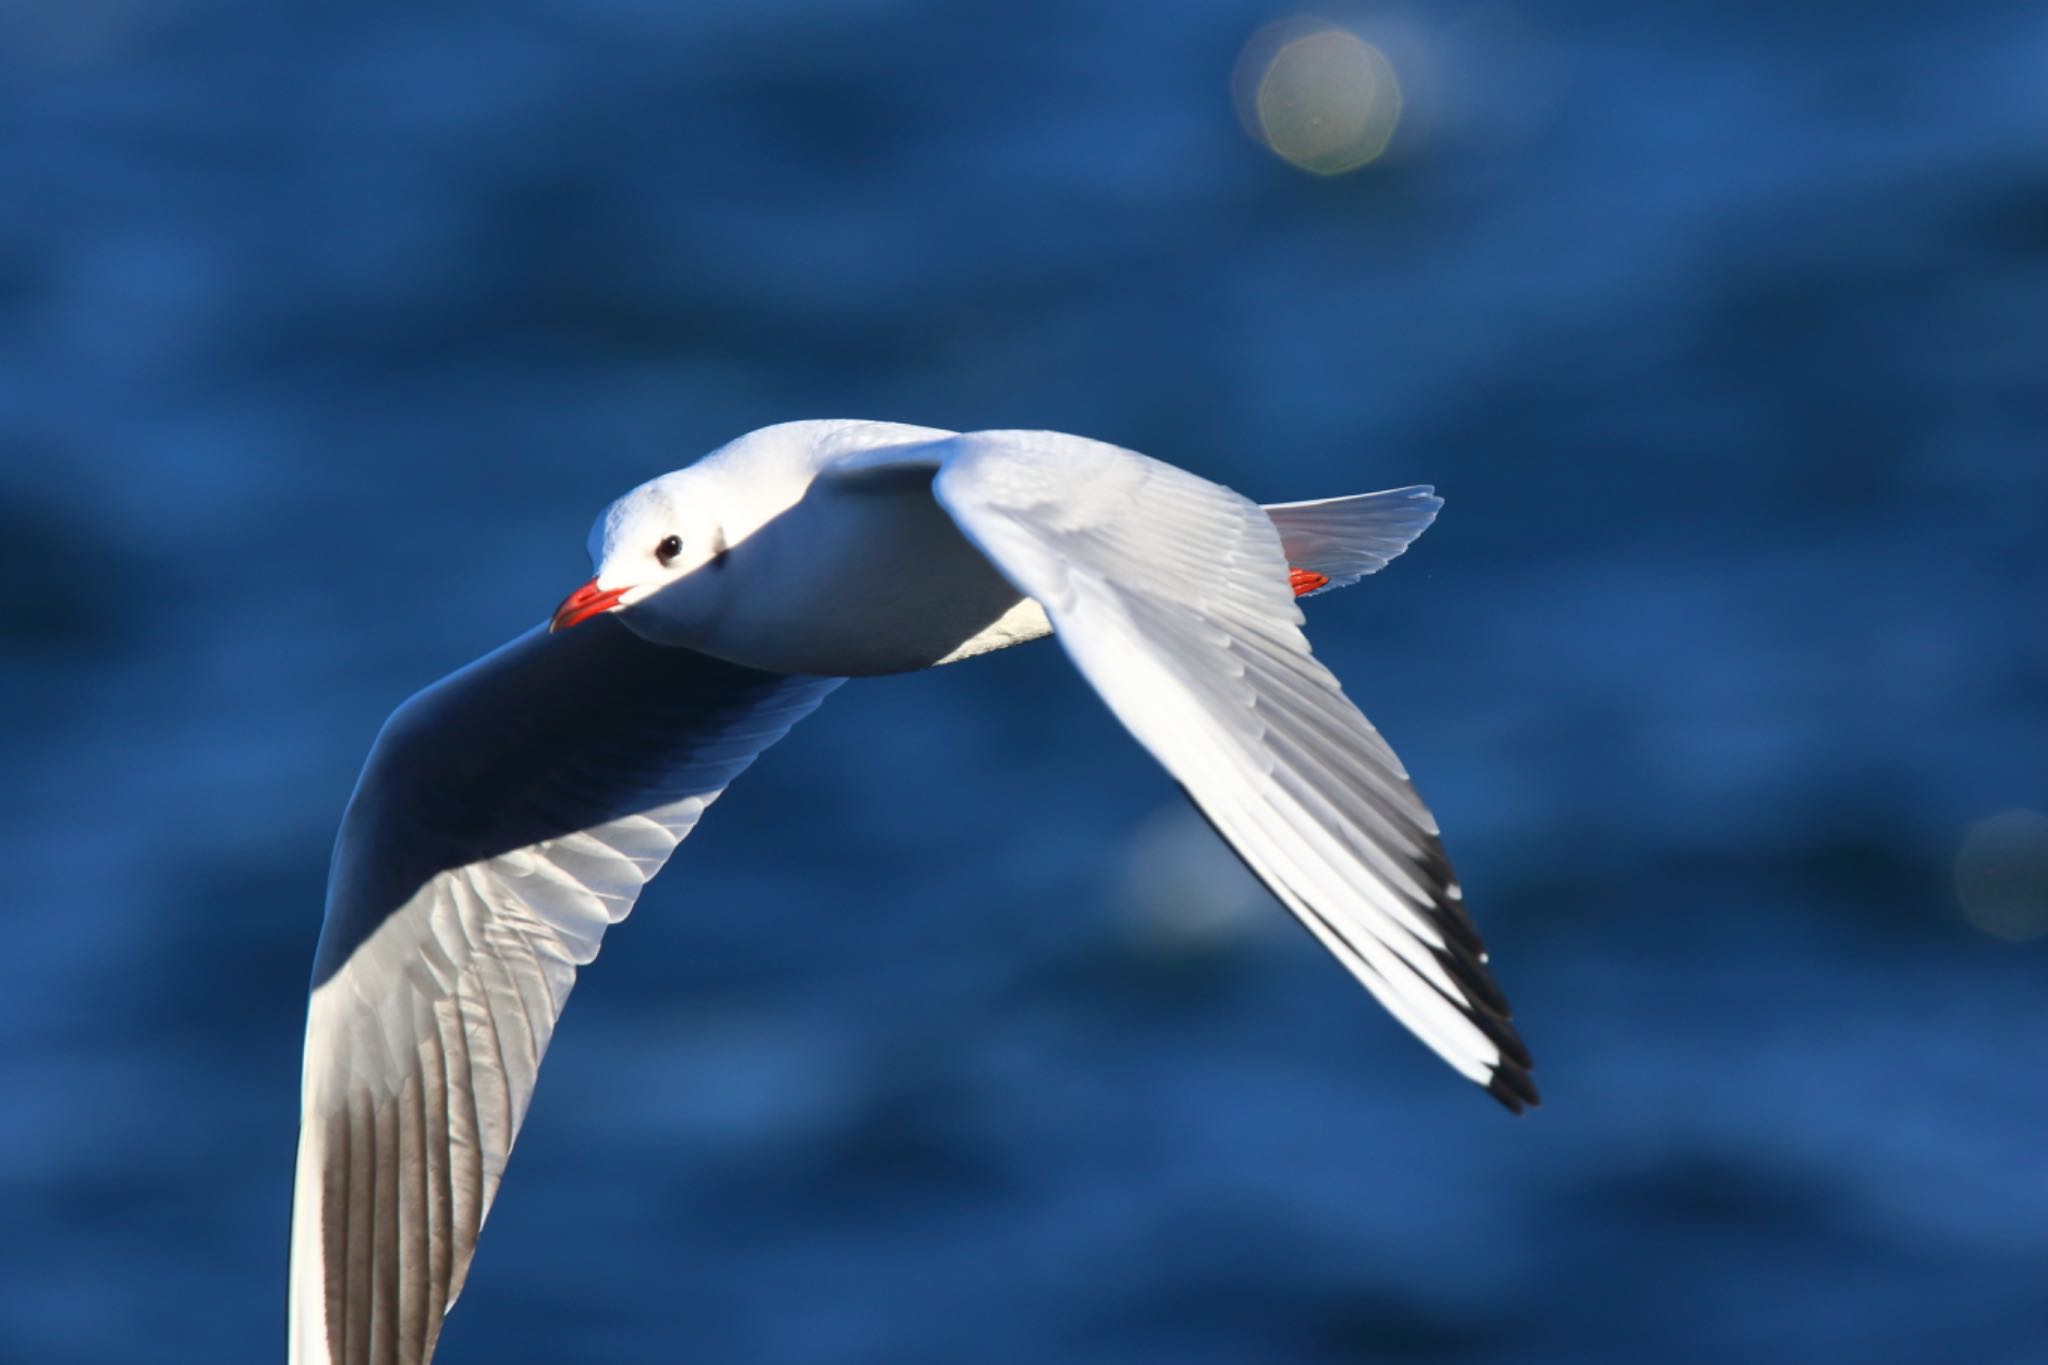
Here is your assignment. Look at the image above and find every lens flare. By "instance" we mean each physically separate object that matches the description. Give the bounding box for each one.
[1235,20,1403,175]
[1954,809,2048,942]
[1118,803,1269,953]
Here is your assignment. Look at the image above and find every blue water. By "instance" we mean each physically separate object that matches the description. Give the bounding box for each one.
[1,2,2042,1361]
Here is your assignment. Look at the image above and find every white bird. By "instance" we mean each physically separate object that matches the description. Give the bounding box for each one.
[289,420,1536,1365]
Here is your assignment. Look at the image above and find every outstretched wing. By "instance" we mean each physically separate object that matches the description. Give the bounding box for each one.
[930,431,1535,1109]
[291,617,840,1365]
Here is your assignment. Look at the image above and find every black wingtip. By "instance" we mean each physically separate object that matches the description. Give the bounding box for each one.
[1489,1013,1536,1073]
[1485,1063,1542,1115]
[1437,943,1515,1023]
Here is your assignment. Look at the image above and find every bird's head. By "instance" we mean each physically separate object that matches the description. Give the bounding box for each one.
[550,472,728,634]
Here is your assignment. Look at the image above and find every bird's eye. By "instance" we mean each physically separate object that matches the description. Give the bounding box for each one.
[655,535,682,567]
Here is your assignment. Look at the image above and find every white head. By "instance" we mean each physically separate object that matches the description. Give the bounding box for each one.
[549,467,733,641]
[548,420,956,646]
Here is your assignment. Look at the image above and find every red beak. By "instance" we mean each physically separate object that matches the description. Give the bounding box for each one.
[550,578,628,632]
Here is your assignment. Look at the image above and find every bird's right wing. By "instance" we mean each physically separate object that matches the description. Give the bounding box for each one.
[290,618,840,1365]
[930,431,1534,1110]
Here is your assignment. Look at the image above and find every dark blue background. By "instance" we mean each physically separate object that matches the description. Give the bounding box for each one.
[2,2,2042,1361]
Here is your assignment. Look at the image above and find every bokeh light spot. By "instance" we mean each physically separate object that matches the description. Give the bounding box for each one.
[1954,809,2048,942]
[1238,21,1402,175]
[1119,803,1271,955]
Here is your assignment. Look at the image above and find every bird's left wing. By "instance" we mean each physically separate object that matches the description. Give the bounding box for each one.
[928,430,1536,1109]
[291,618,840,1365]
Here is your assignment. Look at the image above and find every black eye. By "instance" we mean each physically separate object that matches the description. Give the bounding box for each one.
[655,535,682,566]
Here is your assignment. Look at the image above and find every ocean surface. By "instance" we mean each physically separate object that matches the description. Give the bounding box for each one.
[1,1,2042,1361]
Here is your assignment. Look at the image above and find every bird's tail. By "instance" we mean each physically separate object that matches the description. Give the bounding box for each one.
[1263,486,1443,597]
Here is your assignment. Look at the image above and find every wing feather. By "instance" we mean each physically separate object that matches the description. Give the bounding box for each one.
[290,618,840,1364]
[930,430,1535,1108]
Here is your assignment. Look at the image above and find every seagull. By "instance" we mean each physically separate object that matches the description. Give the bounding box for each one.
[289,420,1536,1365]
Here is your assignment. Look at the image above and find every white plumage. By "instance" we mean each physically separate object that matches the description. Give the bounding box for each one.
[291,420,1534,1365]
